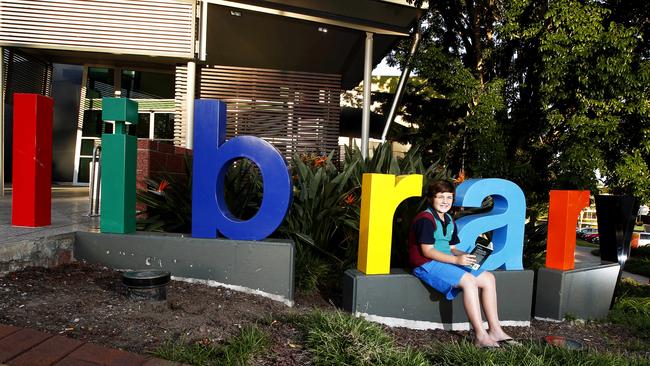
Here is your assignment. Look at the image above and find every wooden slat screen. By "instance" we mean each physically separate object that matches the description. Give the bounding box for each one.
[175,64,341,159]
[0,0,195,58]
[2,48,52,104]
[174,65,189,147]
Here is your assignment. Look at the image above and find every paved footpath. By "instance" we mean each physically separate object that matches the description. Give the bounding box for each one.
[0,324,185,366]
[575,245,650,284]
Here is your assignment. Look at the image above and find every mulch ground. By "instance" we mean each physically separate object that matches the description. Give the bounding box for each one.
[0,262,646,365]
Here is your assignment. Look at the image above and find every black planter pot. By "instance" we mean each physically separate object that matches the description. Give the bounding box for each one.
[594,195,639,267]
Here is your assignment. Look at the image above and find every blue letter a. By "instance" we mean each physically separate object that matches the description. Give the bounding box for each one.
[454,178,525,270]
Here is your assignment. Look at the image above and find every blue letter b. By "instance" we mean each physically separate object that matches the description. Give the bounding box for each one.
[191,99,292,240]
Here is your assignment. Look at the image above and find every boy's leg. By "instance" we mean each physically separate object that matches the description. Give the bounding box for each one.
[475,271,511,342]
[458,273,498,347]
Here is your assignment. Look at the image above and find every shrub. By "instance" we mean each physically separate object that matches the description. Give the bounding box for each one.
[609,278,650,341]
[137,169,192,233]
[136,143,449,292]
[279,143,448,291]
[522,221,548,270]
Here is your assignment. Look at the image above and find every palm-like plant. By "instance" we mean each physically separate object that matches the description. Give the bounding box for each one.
[137,171,192,233]
[280,143,449,291]
[136,143,450,291]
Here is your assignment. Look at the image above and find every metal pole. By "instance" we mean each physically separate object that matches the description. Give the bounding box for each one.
[361,32,373,159]
[89,145,101,216]
[186,61,196,149]
[381,28,421,142]
[0,46,4,196]
[199,0,208,61]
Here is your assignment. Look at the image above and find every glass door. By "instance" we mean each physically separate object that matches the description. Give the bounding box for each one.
[73,66,175,184]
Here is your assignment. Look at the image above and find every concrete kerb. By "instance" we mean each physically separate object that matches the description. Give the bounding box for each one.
[0,227,296,307]
[343,268,535,330]
[73,231,296,306]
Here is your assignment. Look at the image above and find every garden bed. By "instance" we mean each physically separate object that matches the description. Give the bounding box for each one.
[0,262,648,365]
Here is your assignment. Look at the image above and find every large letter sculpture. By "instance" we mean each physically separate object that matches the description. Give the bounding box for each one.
[454,179,526,270]
[192,99,292,240]
[12,94,53,227]
[546,190,590,270]
[357,173,423,274]
[100,97,138,233]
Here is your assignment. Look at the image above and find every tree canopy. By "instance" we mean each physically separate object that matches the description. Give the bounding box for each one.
[387,0,650,210]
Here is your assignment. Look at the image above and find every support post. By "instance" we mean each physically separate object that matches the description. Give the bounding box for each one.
[186,61,196,149]
[361,32,373,159]
[200,1,208,61]
[381,28,421,142]
[0,46,4,196]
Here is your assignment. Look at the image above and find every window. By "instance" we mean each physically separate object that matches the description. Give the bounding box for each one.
[136,112,174,141]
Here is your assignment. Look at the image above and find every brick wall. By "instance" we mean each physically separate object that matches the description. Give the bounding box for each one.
[137,140,191,189]
[136,140,191,212]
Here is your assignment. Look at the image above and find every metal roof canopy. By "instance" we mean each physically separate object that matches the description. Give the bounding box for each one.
[203,0,422,89]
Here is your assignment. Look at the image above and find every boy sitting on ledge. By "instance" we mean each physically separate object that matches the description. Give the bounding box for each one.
[409,180,516,348]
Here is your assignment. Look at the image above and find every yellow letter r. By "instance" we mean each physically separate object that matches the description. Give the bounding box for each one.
[357,173,423,274]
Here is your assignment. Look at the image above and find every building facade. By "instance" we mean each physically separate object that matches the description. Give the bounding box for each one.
[1,0,421,185]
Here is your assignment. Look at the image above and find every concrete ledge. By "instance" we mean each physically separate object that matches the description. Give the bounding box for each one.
[534,262,619,320]
[0,233,74,275]
[74,232,295,306]
[343,268,534,330]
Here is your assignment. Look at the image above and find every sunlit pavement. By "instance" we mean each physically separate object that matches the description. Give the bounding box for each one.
[0,186,99,245]
[575,245,649,284]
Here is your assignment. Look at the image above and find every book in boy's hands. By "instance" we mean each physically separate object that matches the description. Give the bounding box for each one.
[466,243,493,270]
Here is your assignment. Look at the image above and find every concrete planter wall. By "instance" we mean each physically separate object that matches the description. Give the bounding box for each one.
[74,232,295,306]
[343,268,534,330]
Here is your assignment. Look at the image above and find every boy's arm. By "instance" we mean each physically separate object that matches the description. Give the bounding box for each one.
[414,217,476,266]
[450,246,466,256]
[421,244,475,266]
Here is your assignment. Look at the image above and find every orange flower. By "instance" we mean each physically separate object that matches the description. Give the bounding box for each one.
[156,179,170,194]
[344,193,355,205]
[314,156,328,167]
[454,169,466,184]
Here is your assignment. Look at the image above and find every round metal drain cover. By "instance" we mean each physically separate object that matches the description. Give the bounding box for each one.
[122,270,171,288]
[122,270,171,301]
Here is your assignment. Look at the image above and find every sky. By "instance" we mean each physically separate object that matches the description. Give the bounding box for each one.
[373,58,402,76]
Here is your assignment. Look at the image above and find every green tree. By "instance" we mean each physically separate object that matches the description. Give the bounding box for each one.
[386,0,510,179]
[388,0,650,211]
[515,0,650,200]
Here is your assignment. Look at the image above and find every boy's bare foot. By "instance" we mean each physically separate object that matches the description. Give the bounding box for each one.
[475,332,500,348]
[488,329,512,343]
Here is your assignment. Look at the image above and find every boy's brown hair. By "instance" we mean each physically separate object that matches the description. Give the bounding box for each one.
[426,180,455,198]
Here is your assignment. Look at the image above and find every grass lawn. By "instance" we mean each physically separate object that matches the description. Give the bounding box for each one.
[576,238,598,248]
[155,304,650,366]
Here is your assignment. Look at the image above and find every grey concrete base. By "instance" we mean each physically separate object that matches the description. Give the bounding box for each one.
[74,232,295,306]
[0,233,75,275]
[534,262,619,321]
[343,268,534,330]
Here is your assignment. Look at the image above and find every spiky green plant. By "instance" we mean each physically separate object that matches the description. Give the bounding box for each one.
[136,156,193,233]
[279,143,449,291]
[136,142,450,291]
